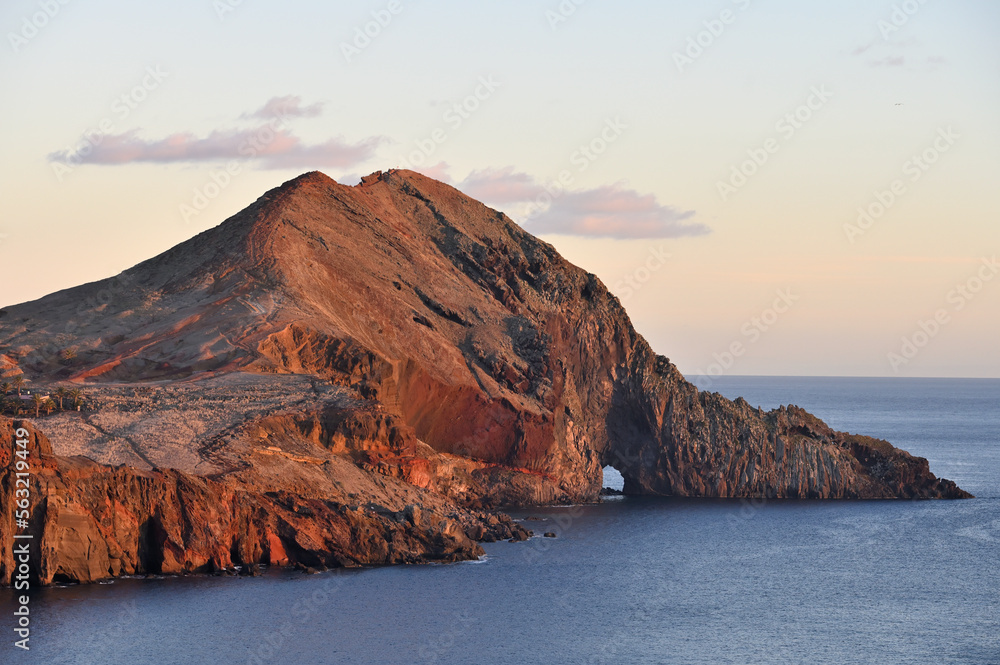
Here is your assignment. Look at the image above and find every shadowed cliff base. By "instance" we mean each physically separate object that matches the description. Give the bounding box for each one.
[0,170,970,585]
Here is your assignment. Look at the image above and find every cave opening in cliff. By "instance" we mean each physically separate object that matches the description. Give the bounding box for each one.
[601,465,625,493]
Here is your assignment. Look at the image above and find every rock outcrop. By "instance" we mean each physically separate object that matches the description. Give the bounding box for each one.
[0,419,527,585]
[0,169,970,584]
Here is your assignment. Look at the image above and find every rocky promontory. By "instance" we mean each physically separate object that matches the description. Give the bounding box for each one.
[0,169,970,585]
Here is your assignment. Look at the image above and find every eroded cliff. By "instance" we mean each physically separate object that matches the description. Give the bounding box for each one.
[0,418,527,585]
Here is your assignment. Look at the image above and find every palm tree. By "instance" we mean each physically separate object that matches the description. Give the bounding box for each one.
[69,388,83,411]
[13,375,24,396]
[31,393,44,418]
[43,398,57,416]
[55,387,69,410]
[0,381,10,396]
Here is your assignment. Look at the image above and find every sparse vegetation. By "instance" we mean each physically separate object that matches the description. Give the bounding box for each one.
[0,381,87,418]
[55,386,68,410]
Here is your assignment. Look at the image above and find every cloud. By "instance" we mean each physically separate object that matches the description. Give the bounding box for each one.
[870,56,906,67]
[48,96,382,170]
[407,161,453,183]
[525,185,709,239]
[244,95,324,120]
[867,54,947,69]
[852,38,945,70]
[450,166,708,240]
[458,167,547,203]
[48,128,382,169]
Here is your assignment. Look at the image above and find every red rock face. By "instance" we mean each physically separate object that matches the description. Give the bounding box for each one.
[0,170,971,584]
[0,419,527,585]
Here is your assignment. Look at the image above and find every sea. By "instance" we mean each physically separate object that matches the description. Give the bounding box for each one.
[2,377,998,664]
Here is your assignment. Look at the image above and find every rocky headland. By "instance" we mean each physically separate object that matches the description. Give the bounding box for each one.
[0,169,970,585]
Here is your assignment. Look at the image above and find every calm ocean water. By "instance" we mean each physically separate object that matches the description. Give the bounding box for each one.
[3,377,998,664]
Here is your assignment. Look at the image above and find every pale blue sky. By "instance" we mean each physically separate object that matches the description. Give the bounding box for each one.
[1,0,998,377]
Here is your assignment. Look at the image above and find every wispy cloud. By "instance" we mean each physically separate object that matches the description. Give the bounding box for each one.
[48,128,382,169]
[451,166,708,240]
[244,95,324,120]
[48,96,382,170]
[459,167,547,203]
[851,39,946,71]
[870,56,906,67]
[526,185,708,239]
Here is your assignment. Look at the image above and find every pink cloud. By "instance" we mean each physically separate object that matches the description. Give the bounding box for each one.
[245,95,324,120]
[452,166,707,239]
[406,161,454,183]
[458,167,547,203]
[528,185,708,240]
[49,127,383,169]
[48,96,382,170]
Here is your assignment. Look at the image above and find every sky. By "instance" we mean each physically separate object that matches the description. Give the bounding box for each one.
[1,0,998,379]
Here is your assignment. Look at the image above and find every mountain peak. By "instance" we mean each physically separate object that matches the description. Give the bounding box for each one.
[271,168,447,198]
[288,170,338,186]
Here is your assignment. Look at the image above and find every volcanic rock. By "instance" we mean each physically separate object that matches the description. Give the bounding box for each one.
[0,170,971,584]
